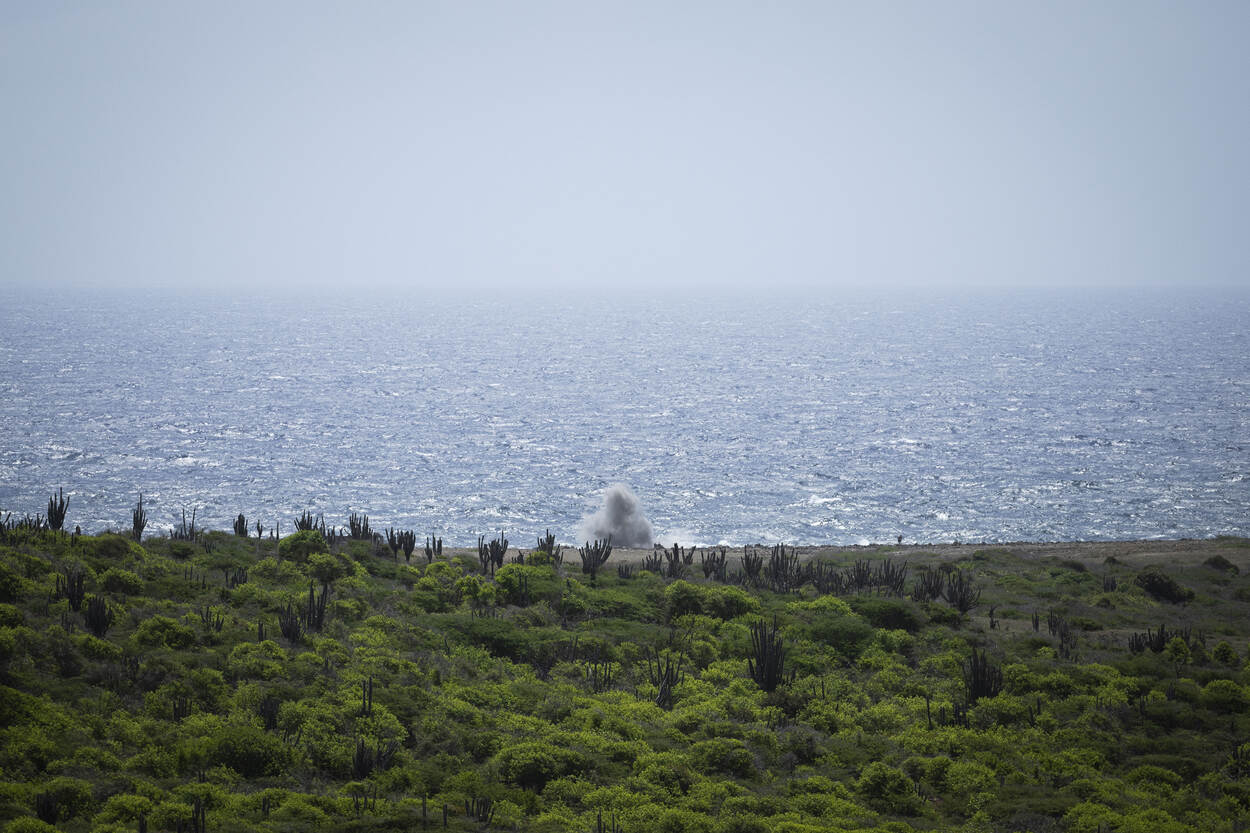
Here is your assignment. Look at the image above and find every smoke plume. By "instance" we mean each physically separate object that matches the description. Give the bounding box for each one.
[578,484,654,548]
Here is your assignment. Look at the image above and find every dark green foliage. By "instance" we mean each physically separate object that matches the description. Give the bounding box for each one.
[352,737,397,778]
[800,608,874,660]
[848,596,924,632]
[0,561,20,602]
[233,513,248,537]
[1203,554,1239,574]
[1135,567,1195,603]
[214,724,289,777]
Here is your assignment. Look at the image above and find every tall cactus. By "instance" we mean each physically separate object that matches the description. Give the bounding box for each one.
[962,647,1003,704]
[579,536,613,581]
[84,595,114,637]
[131,494,148,541]
[47,488,69,532]
[748,616,790,692]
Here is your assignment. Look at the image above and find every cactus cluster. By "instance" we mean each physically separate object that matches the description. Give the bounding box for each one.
[579,536,613,581]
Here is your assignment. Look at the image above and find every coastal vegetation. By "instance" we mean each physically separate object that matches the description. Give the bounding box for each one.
[0,505,1247,832]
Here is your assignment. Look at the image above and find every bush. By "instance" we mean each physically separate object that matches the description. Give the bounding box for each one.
[1201,679,1248,714]
[856,761,922,815]
[1134,568,1194,604]
[1212,641,1239,665]
[801,611,873,660]
[307,551,354,585]
[4,819,59,833]
[849,597,924,632]
[701,586,759,620]
[0,563,19,603]
[100,568,143,595]
[132,616,197,650]
[278,530,328,564]
[665,581,703,621]
[493,742,580,791]
[1203,554,1239,574]
[213,724,289,777]
[690,738,755,778]
[83,534,146,566]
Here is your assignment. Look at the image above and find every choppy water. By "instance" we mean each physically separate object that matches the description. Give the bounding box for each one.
[1,286,1247,545]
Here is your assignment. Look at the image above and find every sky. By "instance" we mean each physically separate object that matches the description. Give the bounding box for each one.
[2,1,1248,295]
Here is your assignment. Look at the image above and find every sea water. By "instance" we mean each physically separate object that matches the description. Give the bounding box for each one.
[1,286,1247,545]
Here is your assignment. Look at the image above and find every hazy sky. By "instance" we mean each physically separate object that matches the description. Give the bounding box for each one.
[2,1,1247,294]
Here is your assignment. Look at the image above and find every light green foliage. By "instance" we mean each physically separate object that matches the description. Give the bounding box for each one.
[132,615,197,649]
[277,529,328,563]
[855,762,921,815]
[100,567,143,594]
[1212,640,1239,665]
[3,819,59,833]
[307,550,353,585]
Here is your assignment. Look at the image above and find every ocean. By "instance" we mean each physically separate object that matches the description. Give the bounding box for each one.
[2,286,1247,546]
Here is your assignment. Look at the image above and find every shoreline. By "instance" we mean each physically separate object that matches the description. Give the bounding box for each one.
[495,536,1250,569]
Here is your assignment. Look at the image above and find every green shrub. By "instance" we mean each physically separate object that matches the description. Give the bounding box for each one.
[849,597,924,632]
[1201,679,1248,713]
[1203,554,1239,574]
[690,738,755,778]
[665,581,703,621]
[1212,640,1239,665]
[100,567,143,595]
[132,616,197,649]
[856,761,921,815]
[78,634,122,661]
[4,819,59,833]
[93,793,154,825]
[0,563,19,603]
[32,777,95,821]
[701,586,759,620]
[492,740,567,785]
[278,530,328,563]
[665,582,759,623]
[83,534,146,567]
[213,724,289,777]
[1134,568,1194,603]
[307,551,353,584]
[801,611,873,660]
